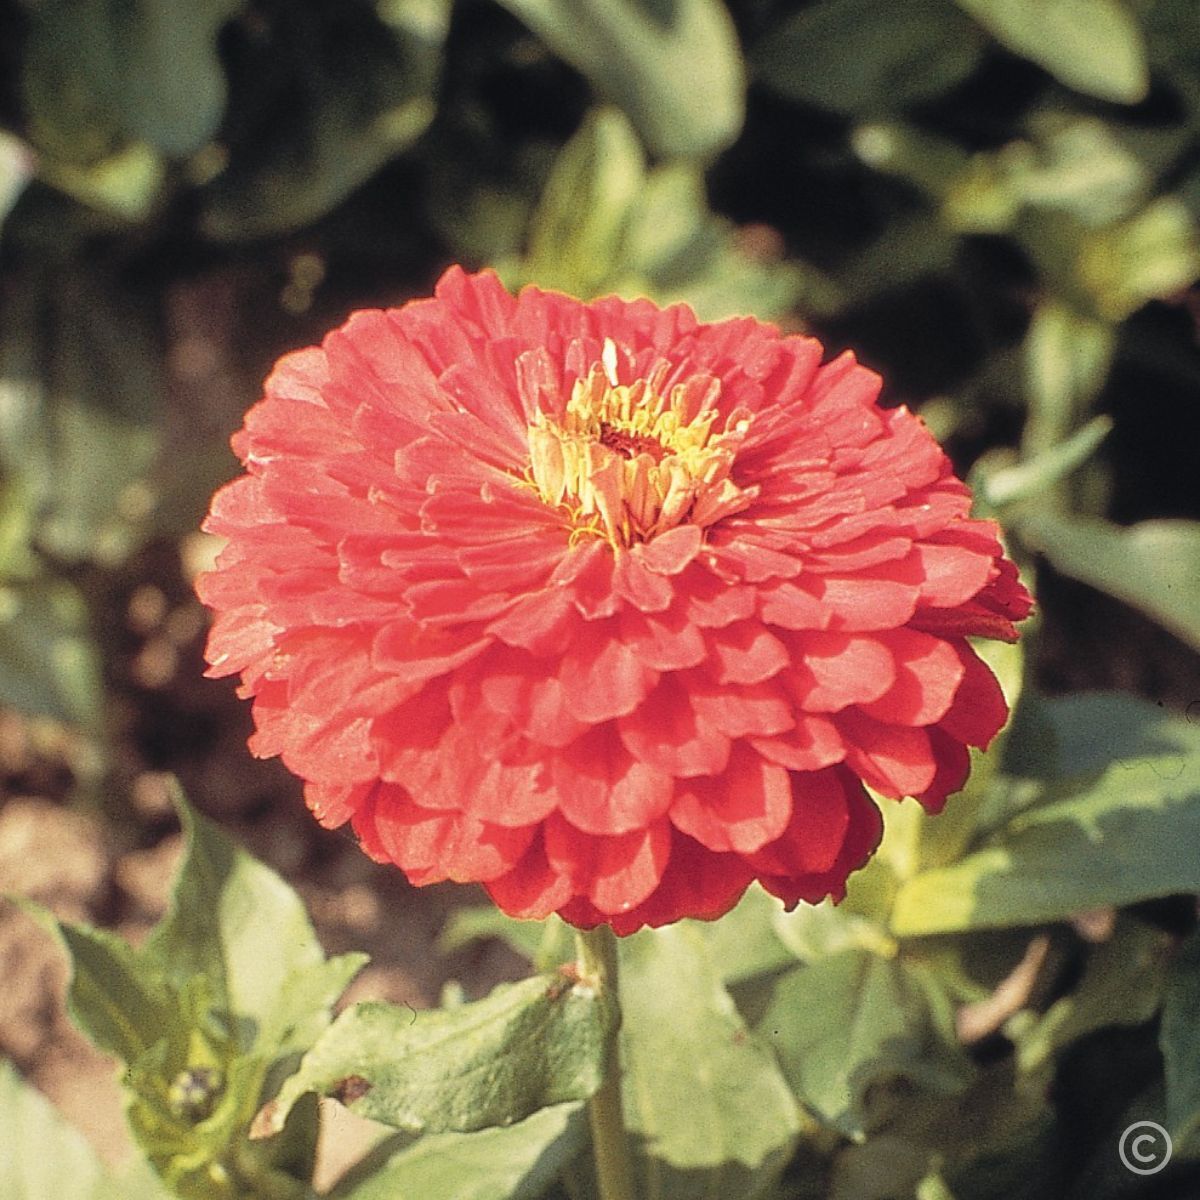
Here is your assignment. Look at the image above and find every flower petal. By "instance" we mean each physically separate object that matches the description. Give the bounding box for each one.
[485,830,576,920]
[544,814,672,915]
[551,726,674,835]
[936,641,1009,749]
[788,632,896,712]
[618,675,732,778]
[751,713,846,771]
[355,783,535,883]
[836,709,937,799]
[758,774,882,907]
[671,744,793,853]
[704,621,790,685]
[560,630,660,723]
[744,766,856,877]
[857,627,965,726]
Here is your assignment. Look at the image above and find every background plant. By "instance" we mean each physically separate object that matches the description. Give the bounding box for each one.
[1,1,1199,1198]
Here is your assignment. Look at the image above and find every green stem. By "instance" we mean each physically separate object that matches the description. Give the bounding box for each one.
[575,925,636,1200]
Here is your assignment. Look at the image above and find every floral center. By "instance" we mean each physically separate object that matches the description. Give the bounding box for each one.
[526,340,758,547]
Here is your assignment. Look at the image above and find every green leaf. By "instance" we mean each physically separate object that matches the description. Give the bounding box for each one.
[1074,197,1200,321]
[36,143,165,224]
[892,696,1200,934]
[328,1103,586,1200]
[20,0,126,165]
[21,0,243,162]
[946,116,1150,236]
[0,578,102,727]
[1006,691,1199,781]
[508,106,812,321]
[16,787,363,1198]
[754,0,985,115]
[0,1060,172,1200]
[524,107,646,297]
[976,416,1112,510]
[1020,301,1115,456]
[702,884,795,984]
[113,0,245,158]
[439,906,573,973]
[265,971,616,1136]
[951,0,1149,103]
[202,1,448,238]
[14,902,174,1065]
[145,787,366,1054]
[617,925,799,1198]
[494,0,744,158]
[1020,515,1200,652]
[0,267,162,566]
[1162,926,1200,1153]
[772,897,897,965]
[757,950,969,1138]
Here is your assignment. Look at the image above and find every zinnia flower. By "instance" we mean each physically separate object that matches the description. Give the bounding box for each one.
[198,267,1031,935]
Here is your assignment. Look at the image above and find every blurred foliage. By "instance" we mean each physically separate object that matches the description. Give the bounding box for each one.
[2,1,1200,1198]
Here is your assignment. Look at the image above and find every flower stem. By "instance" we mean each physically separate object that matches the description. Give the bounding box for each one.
[575,924,636,1200]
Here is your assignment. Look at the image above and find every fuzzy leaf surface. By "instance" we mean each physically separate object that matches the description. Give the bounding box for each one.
[265,972,615,1135]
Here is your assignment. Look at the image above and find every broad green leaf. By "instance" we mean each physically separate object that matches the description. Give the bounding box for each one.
[0,578,102,727]
[202,2,448,238]
[952,0,1148,103]
[772,896,896,964]
[1162,926,1200,1153]
[18,788,363,1198]
[758,950,969,1138]
[703,884,795,984]
[852,123,971,203]
[0,1060,172,1200]
[21,0,243,161]
[37,143,165,224]
[328,1103,586,1200]
[114,0,245,157]
[265,972,616,1136]
[754,0,985,115]
[494,0,744,158]
[618,925,799,1198]
[622,161,828,320]
[0,267,162,566]
[14,902,173,1065]
[892,696,1200,934]
[915,1170,957,1200]
[1020,515,1200,652]
[1006,692,1199,781]
[145,787,365,1051]
[20,0,126,164]
[524,107,646,297]
[439,906,573,973]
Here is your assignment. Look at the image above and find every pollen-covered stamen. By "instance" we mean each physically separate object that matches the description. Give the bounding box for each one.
[526,339,758,546]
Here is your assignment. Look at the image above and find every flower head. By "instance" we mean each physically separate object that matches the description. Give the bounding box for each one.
[198,267,1031,934]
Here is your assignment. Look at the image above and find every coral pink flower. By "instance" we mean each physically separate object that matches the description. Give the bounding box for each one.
[198,268,1031,934]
